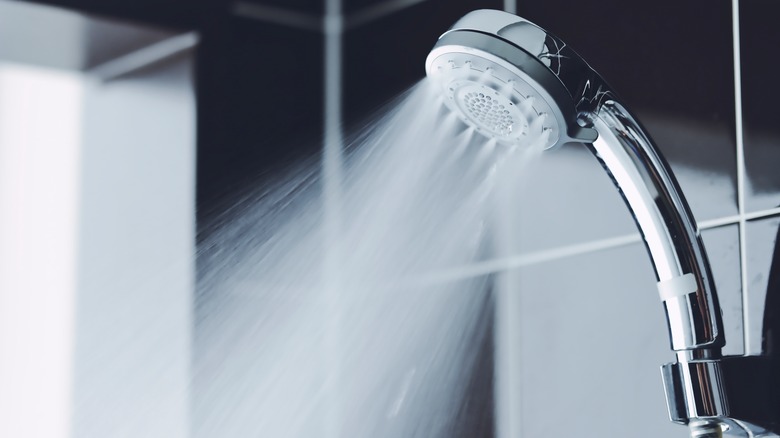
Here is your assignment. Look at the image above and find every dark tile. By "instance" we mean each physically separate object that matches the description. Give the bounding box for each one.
[758,218,780,358]
[702,225,744,356]
[342,0,503,129]
[232,0,488,19]
[517,1,735,125]
[342,0,429,16]
[213,0,418,20]
[741,0,780,212]
[0,0,181,71]
[518,0,738,221]
[342,0,380,14]
[745,216,780,355]
[82,18,177,68]
[232,0,325,17]
[196,17,325,223]
[36,0,203,29]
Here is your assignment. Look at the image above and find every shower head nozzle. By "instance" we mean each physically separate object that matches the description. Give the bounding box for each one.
[425,9,603,149]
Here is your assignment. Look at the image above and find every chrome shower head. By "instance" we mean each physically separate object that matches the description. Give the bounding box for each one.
[425,9,600,149]
[426,10,780,438]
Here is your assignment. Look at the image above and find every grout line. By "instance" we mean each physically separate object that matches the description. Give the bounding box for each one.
[492,160,523,438]
[322,0,344,437]
[696,207,780,230]
[745,206,780,222]
[504,0,517,14]
[411,207,780,288]
[410,233,641,287]
[699,214,742,230]
[231,2,322,31]
[232,0,431,32]
[732,0,750,355]
[89,33,199,81]
[323,0,344,204]
[343,0,428,30]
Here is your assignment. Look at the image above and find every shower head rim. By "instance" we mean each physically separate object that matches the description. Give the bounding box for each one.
[426,36,570,148]
[425,10,606,147]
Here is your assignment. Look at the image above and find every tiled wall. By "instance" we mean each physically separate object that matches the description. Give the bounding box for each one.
[189,0,780,437]
[24,0,774,433]
[33,0,776,434]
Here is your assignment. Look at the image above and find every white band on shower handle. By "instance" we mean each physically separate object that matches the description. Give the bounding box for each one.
[657,273,698,301]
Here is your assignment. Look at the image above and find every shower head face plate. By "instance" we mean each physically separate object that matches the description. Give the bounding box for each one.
[427,50,560,149]
[456,83,521,138]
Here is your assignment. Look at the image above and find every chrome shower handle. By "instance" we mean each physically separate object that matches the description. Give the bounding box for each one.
[589,102,780,437]
[587,100,724,354]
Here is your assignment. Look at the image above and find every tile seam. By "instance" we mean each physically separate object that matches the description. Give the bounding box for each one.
[413,208,780,286]
[504,0,516,14]
[231,0,434,31]
[88,33,199,81]
[343,0,429,30]
[322,0,343,436]
[732,0,750,354]
[231,2,322,31]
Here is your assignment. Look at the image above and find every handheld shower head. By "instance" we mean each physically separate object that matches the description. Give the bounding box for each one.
[425,9,601,149]
[427,8,723,353]
[427,10,779,437]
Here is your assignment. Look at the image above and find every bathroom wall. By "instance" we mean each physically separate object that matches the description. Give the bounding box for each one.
[10,0,779,436]
[190,1,779,437]
[193,0,777,437]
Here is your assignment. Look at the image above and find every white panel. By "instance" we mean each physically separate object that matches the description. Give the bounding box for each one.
[0,63,83,438]
[72,56,195,438]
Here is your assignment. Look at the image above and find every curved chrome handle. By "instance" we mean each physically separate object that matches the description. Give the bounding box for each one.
[587,100,724,354]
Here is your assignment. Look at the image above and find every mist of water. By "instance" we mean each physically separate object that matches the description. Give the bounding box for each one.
[194,79,540,437]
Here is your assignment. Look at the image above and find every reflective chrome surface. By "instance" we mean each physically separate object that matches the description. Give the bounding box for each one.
[427,9,779,437]
[590,101,723,352]
[662,360,729,421]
